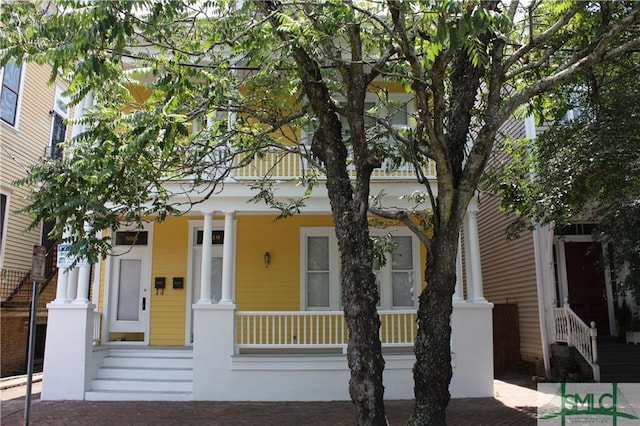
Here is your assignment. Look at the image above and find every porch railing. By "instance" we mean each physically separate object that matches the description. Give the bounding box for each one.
[236,310,417,351]
[232,149,436,181]
[552,299,600,381]
[93,310,103,345]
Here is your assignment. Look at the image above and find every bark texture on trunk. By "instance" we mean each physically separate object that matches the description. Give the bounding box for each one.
[320,129,387,426]
[409,225,459,425]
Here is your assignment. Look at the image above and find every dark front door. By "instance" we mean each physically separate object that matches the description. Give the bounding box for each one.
[565,241,609,334]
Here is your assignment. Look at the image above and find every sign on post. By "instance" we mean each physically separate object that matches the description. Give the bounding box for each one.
[31,245,47,282]
[57,243,88,268]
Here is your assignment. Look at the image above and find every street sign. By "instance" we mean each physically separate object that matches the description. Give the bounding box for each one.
[31,245,47,282]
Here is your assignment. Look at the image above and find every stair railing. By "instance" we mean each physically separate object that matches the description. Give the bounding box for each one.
[552,298,600,381]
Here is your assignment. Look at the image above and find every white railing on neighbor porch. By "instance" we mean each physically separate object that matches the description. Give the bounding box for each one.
[552,300,599,381]
[236,310,417,352]
[93,311,102,345]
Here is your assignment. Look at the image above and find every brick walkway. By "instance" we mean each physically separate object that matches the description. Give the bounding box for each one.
[1,376,538,425]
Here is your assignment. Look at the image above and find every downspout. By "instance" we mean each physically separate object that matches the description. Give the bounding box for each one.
[525,115,552,376]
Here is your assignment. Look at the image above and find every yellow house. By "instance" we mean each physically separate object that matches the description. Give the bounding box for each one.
[40,83,495,402]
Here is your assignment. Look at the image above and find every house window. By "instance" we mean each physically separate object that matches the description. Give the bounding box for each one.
[301,228,340,310]
[0,194,7,260]
[301,94,413,146]
[49,85,69,159]
[301,227,419,310]
[0,61,23,126]
[307,236,331,308]
[373,234,418,309]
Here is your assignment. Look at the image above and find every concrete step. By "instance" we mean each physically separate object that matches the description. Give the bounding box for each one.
[86,348,194,401]
[95,367,193,381]
[107,348,193,358]
[90,378,192,392]
[102,355,193,369]
[84,390,193,401]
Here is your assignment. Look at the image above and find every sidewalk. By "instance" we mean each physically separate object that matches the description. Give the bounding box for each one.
[1,375,538,425]
[0,372,43,391]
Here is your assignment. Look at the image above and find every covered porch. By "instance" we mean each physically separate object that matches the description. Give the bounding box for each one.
[41,196,493,401]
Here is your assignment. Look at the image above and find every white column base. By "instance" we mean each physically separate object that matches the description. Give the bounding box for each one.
[41,303,95,400]
[193,304,236,400]
[450,301,494,397]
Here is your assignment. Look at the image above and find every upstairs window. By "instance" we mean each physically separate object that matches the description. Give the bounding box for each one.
[0,61,23,126]
[49,85,69,159]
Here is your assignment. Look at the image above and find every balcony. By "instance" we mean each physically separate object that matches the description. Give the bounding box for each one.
[232,148,436,181]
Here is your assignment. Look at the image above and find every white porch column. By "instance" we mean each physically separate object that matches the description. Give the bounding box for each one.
[73,222,92,304]
[463,220,475,302]
[54,265,70,303]
[220,211,235,304]
[465,199,486,303]
[66,266,79,302]
[453,233,464,301]
[199,212,213,303]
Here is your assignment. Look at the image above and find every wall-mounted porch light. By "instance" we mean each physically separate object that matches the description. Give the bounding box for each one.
[264,252,271,268]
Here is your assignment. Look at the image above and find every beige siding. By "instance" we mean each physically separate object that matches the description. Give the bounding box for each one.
[478,117,544,367]
[1,63,66,271]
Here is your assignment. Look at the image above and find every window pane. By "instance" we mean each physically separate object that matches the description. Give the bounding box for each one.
[0,90,18,125]
[3,62,21,91]
[308,236,329,270]
[211,257,223,302]
[364,101,376,127]
[392,271,414,307]
[390,103,408,126]
[392,236,412,269]
[117,259,141,321]
[307,272,329,307]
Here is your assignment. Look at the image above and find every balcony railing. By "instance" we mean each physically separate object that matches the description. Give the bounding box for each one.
[232,149,436,181]
[1,245,58,304]
[235,310,417,352]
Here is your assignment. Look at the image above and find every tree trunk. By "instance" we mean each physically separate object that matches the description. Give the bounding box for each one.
[336,212,387,425]
[410,223,459,425]
[322,139,387,425]
[311,118,387,425]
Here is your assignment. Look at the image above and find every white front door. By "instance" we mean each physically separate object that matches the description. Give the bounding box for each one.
[108,227,153,342]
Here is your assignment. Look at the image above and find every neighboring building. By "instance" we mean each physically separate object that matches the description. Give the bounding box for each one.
[40,86,495,401]
[0,61,68,376]
[479,116,639,380]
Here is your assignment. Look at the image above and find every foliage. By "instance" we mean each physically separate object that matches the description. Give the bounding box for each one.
[2,1,640,424]
[495,54,640,305]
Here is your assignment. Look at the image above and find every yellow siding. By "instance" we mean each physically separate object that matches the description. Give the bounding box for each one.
[97,212,428,345]
[1,63,68,271]
[235,214,334,311]
[149,216,190,345]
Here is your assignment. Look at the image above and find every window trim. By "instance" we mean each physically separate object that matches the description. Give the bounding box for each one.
[300,226,421,311]
[0,190,10,267]
[0,61,26,128]
[300,227,341,311]
[371,227,421,310]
